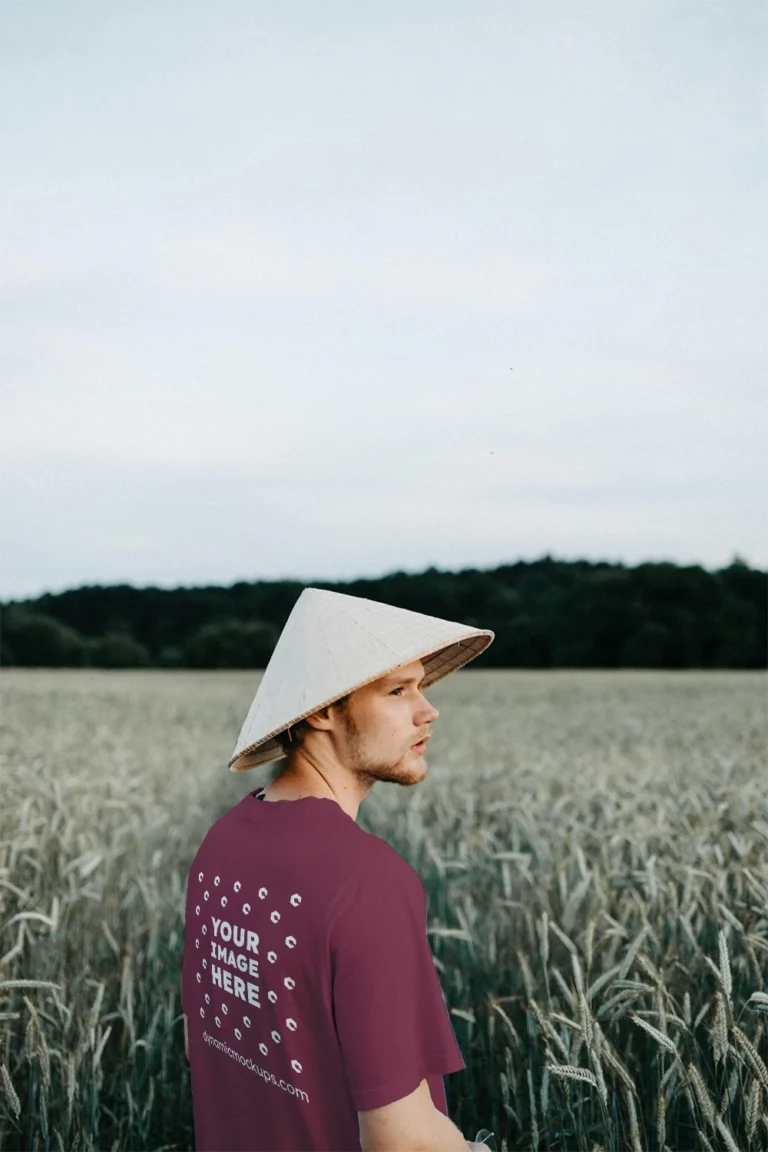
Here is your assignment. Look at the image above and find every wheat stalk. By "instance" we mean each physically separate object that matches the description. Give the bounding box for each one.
[538,911,550,971]
[539,1063,550,1118]
[527,1067,539,1149]
[744,1076,761,1144]
[746,991,768,1015]
[629,1011,678,1054]
[549,919,578,957]
[710,991,728,1066]
[0,1064,20,1118]
[732,1024,768,1090]
[546,1063,599,1088]
[601,1041,639,1096]
[618,924,651,981]
[687,1061,717,1129]
[624,1085,642,1152]
[718,930,733,1002]
[715,1115,741,1152]
[587,1047,608,1107]
[655,1085,666,1150]
[0,979,62,992]
[579,992,594,1050]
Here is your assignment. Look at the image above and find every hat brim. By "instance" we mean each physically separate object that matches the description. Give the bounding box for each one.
[228,629,493,772]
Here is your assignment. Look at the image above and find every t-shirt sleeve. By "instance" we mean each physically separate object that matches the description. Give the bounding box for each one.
[329,853,466,1112]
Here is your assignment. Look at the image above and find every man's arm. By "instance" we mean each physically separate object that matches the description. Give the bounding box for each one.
[184,1013,189,1060]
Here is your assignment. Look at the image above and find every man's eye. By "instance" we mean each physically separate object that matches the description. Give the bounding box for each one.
[391,687,404,696]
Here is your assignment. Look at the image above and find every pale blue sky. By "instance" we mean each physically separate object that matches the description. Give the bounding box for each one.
[1,1,766,600]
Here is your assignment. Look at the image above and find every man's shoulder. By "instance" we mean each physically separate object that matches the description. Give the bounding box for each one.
[339,831,424,906]
[187,797,249,870]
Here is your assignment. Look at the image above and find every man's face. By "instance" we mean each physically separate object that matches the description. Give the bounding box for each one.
[332,659,439,788]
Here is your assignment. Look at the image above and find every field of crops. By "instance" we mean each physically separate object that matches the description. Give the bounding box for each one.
[1,668,766,1151]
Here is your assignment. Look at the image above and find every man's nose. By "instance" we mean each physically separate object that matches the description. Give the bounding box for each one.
[419,699,439,723]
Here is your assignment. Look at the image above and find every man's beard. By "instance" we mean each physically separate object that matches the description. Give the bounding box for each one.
[342,710,408,783]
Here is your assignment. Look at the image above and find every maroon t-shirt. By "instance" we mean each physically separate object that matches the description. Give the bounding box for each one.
[181,787,466,1151]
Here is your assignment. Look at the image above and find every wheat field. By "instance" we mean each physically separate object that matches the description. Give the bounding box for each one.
[0,668,766,1151]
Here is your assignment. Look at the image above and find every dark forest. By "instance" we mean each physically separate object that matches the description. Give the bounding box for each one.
[1,556,764,669]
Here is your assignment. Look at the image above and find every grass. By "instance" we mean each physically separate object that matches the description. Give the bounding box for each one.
[0,668,766,1151]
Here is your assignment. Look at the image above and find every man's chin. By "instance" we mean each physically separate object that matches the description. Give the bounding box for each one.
[400,757,428,785]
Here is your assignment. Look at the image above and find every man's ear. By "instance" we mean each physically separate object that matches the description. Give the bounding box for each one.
[302,704,337,732]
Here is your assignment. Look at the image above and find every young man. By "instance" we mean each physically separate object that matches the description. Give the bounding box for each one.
[182,587,494,1151]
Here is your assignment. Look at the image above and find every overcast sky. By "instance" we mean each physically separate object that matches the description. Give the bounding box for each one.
[1,1,766,602]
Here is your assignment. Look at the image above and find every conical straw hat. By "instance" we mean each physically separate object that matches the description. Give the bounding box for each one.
[228,587,494,772]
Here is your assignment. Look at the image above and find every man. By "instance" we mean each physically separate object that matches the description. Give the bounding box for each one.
[182,587,494,1151]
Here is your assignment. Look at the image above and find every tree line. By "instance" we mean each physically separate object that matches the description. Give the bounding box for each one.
[0,555,764,669]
